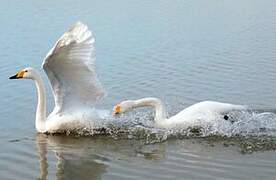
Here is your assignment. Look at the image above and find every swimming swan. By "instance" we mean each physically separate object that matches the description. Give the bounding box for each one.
[113,97,247,128]
[9,22,107,133]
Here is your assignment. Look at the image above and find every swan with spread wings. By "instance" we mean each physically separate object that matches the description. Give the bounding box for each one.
[9,22,107,133]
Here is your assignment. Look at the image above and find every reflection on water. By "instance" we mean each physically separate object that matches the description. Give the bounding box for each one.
[36,134,108,180]
[36,135,47,180]
[33,134,276,180]
[35,134,167,180]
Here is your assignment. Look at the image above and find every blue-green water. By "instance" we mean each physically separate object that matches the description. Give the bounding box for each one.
[1,0,276,179]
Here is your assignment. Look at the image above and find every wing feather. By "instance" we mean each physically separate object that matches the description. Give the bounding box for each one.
[42,22,105,114]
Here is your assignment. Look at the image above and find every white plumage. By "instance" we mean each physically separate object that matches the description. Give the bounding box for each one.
[43,22,105,114]
[113,98,247,128]
[9,22,108,133]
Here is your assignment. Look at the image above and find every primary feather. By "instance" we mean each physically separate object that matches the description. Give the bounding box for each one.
[43,22,105,114]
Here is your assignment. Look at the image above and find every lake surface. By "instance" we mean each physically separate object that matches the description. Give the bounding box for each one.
[1,0,276,179]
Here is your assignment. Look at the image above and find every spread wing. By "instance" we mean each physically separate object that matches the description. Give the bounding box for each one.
[42,22,105,114]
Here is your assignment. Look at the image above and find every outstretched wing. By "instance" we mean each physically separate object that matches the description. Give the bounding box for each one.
[42,22,105,114]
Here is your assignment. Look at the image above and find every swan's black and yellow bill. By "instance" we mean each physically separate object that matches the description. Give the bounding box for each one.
[9,70,25,79]
[9,74,19,79]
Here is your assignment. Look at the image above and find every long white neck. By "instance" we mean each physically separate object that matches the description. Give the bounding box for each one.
[133,98,167,125]
[33,74,46,132]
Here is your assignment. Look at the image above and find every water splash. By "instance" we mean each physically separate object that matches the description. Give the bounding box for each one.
[48,108,276,151]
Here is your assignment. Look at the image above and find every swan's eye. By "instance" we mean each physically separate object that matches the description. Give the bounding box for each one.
[25,70,28,73]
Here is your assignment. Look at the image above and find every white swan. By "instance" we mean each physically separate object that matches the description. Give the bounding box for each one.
[9,22,108,133]
[113,97,247,128]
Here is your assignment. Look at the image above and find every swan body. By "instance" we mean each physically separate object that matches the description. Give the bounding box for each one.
[9,22,108,133]
[113,98,247,128]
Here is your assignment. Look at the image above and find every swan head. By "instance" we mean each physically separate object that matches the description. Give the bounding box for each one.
[113,100,135,115]
[9,67,38,80]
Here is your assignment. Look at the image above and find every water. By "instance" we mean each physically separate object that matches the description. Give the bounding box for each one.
[1,0,276,179]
